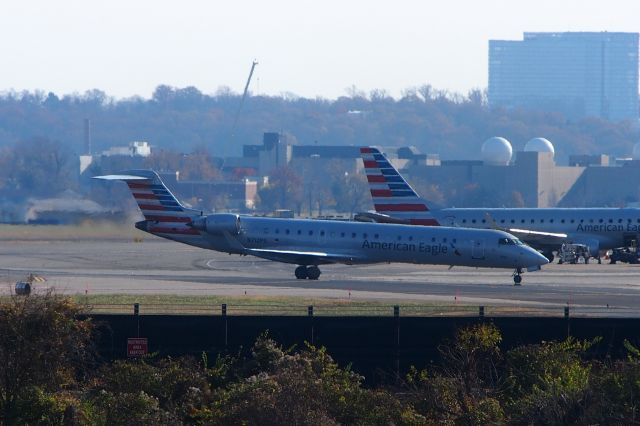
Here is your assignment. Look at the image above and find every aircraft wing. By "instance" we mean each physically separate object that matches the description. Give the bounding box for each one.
[483,213,567,248]
[246,248,365,266]
[507,228,568,246]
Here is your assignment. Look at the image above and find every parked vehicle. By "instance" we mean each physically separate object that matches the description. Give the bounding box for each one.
[557,243,591,264]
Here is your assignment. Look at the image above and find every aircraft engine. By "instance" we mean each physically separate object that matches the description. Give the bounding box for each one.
[190,213,241,235]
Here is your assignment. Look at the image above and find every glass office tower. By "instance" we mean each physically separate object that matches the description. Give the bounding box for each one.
[489,32,639,121]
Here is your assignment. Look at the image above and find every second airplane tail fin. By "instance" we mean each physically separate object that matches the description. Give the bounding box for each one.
[360,147,440,226]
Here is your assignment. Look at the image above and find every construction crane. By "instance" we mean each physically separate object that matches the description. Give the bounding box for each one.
[231,60,258,137]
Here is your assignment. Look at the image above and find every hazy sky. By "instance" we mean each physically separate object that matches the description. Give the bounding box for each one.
[1,0,638,100]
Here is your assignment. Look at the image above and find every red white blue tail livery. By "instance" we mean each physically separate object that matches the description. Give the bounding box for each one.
[360,147,439,226]
[95,170,203,244]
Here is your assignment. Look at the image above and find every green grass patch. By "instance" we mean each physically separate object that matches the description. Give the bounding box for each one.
[68,293,481,316]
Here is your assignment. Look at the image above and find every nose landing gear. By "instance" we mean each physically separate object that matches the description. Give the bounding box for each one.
[513,268,523,286]
[294,265,321,280]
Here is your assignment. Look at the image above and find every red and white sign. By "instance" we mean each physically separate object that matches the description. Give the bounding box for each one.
[127,338,148,357]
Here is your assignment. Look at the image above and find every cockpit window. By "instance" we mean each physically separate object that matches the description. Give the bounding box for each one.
[499,238,523,245]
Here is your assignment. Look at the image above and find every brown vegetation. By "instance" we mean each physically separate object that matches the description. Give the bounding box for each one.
[1,294,640,424]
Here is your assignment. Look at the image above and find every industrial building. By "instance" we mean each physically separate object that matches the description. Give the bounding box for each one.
[226,132,640,210]
[78,130,640,216]
[488,32,639,121]
[397,136,640,208]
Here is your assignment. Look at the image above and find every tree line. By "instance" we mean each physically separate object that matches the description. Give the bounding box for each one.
[0,85,637,163]
[1,293,639,425]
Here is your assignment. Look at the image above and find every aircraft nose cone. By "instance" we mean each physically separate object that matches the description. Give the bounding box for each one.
[527,248,549,266]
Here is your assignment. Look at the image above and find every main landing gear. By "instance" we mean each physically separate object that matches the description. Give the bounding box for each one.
[513,268,523,286]
[294,265,321,280]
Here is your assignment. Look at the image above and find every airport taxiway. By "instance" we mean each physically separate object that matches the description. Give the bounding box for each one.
[1,236,640,313]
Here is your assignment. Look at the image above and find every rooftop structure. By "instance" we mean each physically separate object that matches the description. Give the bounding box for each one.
[481,137,513,165]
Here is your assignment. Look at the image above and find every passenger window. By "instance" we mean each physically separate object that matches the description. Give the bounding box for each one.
[481,219,486,223]
[341,232,345,237]
[297,230,302,235]
[263,228,269,234]
[320,231,325,236]
[570,219,574,223]
[275,229,279,234]
[609,219,613,223]
[511,220,515,224]
[521,219,525,223]
[431,237,436,242]
[408,236,413,241]
[550,219,554,223]
[580,219,584,223]
[530,219,534,223]
[618,219,623,223]
[443,238,447,243]
[363,233,368,239]
[352,232,356,238]
[500,219,505,224]
[589,219,593,223]
[599,219,603,223]
[540,219,544,223]
[453,239,456,243]
[561,219,565,223]
[374,234,379,239]
[462,219,467,223]
[285,229,290,235]
[309,230,314,236]
[397,235,402,241]
[471,219,476,224]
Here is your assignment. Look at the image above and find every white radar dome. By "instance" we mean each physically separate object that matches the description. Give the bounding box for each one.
[632,142,640,160]
[524,137,555,158]
[481,137,513,165]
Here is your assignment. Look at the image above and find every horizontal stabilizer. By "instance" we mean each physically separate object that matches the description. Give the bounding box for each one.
[354,211,410,224]
[92,174,149,181]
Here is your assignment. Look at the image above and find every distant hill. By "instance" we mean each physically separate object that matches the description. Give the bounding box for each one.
[0,85,638,162]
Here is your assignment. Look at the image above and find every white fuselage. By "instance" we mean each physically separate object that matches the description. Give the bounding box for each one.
[179,215,547,270]
[433,207,640,253]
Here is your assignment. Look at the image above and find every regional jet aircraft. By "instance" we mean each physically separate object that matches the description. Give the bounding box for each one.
[359,147,640,261]
[94,170,547,284]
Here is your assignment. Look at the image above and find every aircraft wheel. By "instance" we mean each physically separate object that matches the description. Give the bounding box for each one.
[513,274,522,286]
[295,265,308,280]
[307,266,321,280]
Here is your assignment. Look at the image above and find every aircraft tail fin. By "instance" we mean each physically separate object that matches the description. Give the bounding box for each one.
[360,147,440,226]
[93,170,202,238]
